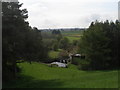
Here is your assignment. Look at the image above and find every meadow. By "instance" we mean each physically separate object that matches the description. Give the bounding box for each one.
[48,50,62,59]
[61,30,83,43]
[41,30,83,43]
[65,36,80,43]
[3,30,119,88]
[4,62,118,88]
[61,30,84,36]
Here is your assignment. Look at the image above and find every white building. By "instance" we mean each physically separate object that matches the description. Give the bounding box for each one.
[118,1,120,21]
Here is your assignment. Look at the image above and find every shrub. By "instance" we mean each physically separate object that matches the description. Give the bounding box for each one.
[77,60,90,70]
[72,58,81,65]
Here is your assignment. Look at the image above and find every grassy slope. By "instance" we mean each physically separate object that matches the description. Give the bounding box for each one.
[48,49,62,59]
[48,51,59,59]
[4,62,118,88]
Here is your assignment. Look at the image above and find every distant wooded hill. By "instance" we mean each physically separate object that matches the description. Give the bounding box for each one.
[39,28,87,32]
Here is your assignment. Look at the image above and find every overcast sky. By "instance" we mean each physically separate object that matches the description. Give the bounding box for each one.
[19,0,119,29]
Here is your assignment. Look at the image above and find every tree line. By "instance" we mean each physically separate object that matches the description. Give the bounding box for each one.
[78,20,120,70]
[2,2,48,82]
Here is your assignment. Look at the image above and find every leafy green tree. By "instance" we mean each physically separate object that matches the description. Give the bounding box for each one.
[60,37,70,50]
[73,40,78,46]
[52,42,59,51]
[56,34,62,42]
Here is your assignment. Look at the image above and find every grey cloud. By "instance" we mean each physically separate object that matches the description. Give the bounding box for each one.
[19,0,118,29]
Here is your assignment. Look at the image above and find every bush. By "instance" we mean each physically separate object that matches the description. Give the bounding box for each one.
[77,60,90,70]
[58,50,69,59]
[72,57,90,70]
[72,58,81,65]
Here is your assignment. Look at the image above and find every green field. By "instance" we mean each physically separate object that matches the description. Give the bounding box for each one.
[65,36,80,43]
[61,30,83,43]
[41,30,83,43]
[61,30,84,36]
[48,50,61,59]
[4,62,118,88]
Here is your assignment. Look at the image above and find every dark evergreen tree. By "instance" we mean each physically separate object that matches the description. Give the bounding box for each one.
[79,20,120,70]
[2,2,29,81]
[2,2,48,82]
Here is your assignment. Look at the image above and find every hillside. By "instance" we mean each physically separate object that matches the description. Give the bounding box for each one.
[4,62,118,88]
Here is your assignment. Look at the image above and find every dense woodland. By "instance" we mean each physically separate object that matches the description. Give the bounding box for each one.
[2,1,120,85]
[78,20,120,70]
[2,2,48,82]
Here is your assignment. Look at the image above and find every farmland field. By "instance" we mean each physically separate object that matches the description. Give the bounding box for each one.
[61,30,84,36]
[3,62,119,88]
[61,30,83,43]
[41,30,84,43]
[65,36,80,43]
